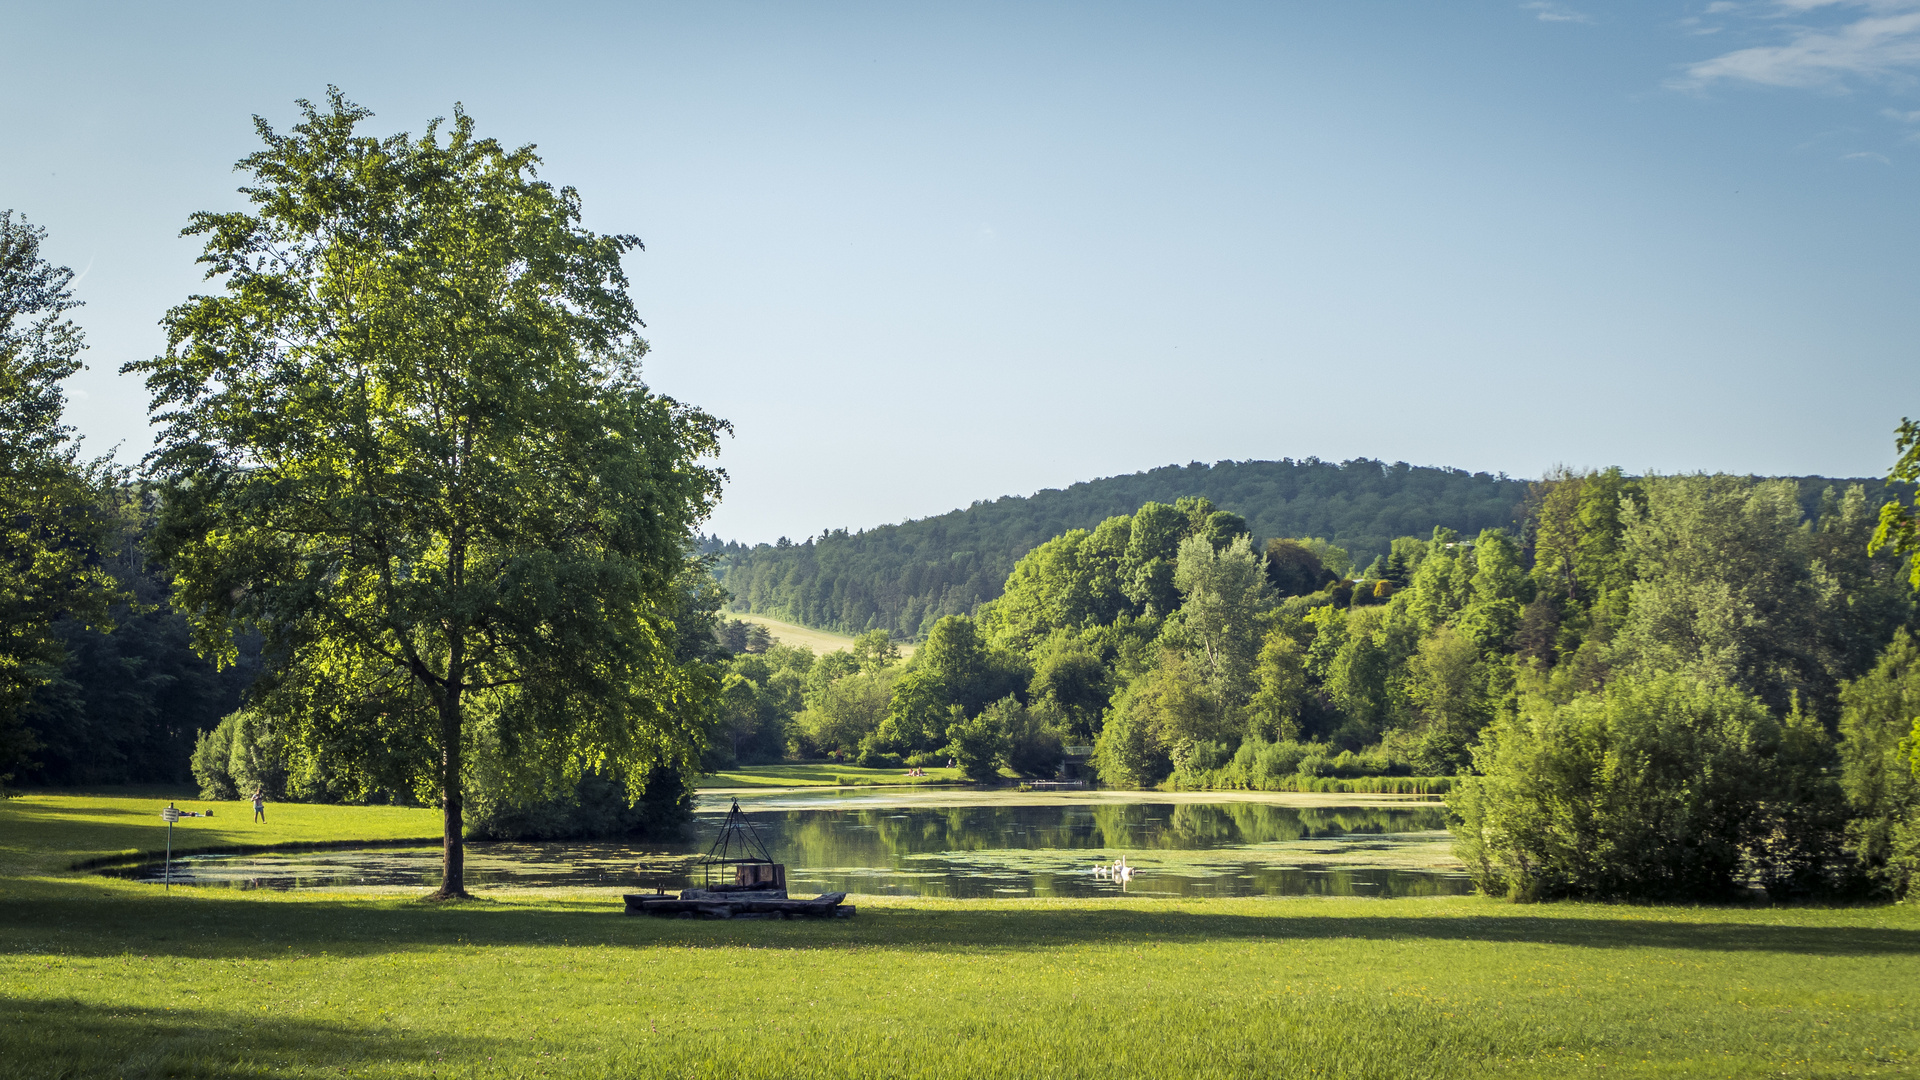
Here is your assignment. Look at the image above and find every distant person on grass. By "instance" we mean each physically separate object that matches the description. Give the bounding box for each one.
[251,789,265,823]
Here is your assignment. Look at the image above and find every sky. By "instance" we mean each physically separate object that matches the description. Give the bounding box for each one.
[3,1,1917,543]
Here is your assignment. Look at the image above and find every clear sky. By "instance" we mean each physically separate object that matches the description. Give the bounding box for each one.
[4,1,1916,542]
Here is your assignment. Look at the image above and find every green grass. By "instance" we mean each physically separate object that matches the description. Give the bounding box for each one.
[696,763,973,789]
[3,794,1917,1079]
[728,612,918,658]
[0,792,442,875]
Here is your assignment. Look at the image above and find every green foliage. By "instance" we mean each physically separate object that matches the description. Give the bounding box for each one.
[1247,627,1306,742]
[190,707,285,802]
[464,765,693,842]
[877,616,1028,756]
[0,212,122,790]
[22,490,260,787]
[793,665,895,759]
[1868,417,1920,589]
[1262,538,1335,598]
[1024,635,1113,741]
[125,93,725,894]
[1002,699,1067,779]
[1448,674,1823,901]
[720,458,1533,638]
[1170,534,1271,705]
[1837,629,1920,897]
[944,700,1007,784]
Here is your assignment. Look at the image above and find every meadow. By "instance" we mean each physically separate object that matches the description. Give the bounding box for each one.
[697,764,968,789]
[2,793,1915,1079]
[727,612,917,658]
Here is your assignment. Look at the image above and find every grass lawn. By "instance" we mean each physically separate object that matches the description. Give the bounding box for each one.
[696,763,972,789]
[1,791,443,876]
[3,795,1917,1079]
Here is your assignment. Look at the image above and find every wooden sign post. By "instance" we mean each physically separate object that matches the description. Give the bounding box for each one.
[160,803,182,890]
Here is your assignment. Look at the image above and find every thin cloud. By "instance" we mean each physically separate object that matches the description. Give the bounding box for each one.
[1522,2,1594,23]
[1680,2,1920,88]
[1842,149,1894,159]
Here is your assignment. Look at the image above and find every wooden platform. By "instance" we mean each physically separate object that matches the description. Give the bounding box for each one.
[623,890,855,920]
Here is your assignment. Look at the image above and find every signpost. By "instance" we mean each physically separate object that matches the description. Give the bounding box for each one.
[161,803,182,889]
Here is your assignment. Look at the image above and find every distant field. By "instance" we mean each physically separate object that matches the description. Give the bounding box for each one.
[696,763,967,789]
[730,611,917,657]
[4,793,1918,1079]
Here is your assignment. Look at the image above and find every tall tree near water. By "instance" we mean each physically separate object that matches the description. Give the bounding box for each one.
[129,93,727,898]
[0,212,119,789]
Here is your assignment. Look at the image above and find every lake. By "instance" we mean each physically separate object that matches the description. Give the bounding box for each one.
[106,788,1472,898]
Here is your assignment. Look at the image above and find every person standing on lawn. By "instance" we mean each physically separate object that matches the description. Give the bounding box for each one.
[251,789,265,823]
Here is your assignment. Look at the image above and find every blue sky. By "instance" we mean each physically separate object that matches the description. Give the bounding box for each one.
[3,1,1917,542]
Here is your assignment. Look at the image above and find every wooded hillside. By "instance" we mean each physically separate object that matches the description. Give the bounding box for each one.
[711,457,1875,640]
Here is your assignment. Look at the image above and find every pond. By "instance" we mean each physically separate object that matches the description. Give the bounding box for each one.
[105,788,1472,899]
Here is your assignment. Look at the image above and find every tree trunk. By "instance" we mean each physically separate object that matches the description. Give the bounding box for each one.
[433,430,474,901]
[433,682,469,900]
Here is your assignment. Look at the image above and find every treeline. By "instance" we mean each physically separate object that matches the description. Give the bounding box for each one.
[707,474,1920,901]
[713,457,1877,641]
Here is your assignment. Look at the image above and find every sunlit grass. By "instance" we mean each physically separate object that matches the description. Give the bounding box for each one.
[3,794,1916,1079]
[698,763,974,789]
[0,791,441,875]
[727,612,918,658]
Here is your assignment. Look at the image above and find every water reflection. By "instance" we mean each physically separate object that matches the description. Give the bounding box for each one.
[104,794,1470,898]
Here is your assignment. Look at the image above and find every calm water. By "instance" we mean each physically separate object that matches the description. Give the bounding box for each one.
[105,790,1470,898]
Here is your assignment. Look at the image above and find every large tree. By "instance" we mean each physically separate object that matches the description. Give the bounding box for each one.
[1870,417,1920,591]
[130,92,728,897]
[0,211,120,790]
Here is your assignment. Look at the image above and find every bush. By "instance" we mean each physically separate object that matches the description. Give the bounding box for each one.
[855,746,903,769]
[946,699,1012,784]
[1836,630,1920,898]
[1449,674,1826,902]
[1005,704,1067,779]
[190,707,286,801]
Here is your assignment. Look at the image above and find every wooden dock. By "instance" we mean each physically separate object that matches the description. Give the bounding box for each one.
[623,889,855,920]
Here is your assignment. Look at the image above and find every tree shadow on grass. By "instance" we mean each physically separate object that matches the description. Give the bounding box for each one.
[3,876,1916,962]
[0,995,497,1080]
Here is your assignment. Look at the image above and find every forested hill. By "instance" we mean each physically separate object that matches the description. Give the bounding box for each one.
[712,457,1889,641]
[713,458,1531,639]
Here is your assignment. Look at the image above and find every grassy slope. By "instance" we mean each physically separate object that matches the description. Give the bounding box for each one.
[3,795,1917,1080]
[730,612,918,657]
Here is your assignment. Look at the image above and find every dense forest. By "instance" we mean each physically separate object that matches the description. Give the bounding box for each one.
[711,457,1881,641]
[707,472,1920,900]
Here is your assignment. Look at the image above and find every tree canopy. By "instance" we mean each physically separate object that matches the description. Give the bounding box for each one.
[0,211,120,790]
[128,92,727,897]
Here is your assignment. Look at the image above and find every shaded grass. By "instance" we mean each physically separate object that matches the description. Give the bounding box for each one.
[4,796,1917,1078]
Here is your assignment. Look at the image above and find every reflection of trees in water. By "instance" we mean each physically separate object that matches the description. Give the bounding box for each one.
[752,801,1446,866]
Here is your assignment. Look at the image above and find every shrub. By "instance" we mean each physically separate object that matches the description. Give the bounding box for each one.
[190,708,286,801]
[1448,674,1825,902]
[1004,701,1067,779]
[945,700,1011,784]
